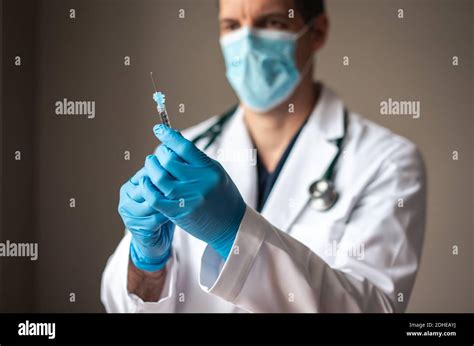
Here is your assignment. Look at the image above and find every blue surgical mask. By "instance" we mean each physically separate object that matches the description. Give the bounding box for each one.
[220,24,313,113]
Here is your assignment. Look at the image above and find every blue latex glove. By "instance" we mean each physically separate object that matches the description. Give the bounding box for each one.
[118,167,175,272]
[141,124,246,259]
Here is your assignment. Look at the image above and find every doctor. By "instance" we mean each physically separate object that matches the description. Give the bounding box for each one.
[101,0,426,313]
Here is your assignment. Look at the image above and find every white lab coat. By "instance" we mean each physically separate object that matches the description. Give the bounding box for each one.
[101,85,426,313]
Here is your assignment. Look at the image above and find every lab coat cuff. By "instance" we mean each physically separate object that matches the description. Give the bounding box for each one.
[200,205,266,302]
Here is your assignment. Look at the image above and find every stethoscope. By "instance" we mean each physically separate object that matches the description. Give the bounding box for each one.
[308,108,348,211]
[192,106,349,212]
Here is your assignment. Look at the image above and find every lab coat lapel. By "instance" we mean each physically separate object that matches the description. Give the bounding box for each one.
[260,86,345,232]
[214,107,258,210]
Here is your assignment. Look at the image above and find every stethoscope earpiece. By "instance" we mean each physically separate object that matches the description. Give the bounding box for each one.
[309,179,339,211]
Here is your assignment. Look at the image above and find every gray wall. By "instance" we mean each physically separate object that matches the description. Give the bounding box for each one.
[1,0,472,312]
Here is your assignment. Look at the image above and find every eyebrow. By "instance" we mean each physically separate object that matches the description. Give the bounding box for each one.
[219,11,290,23]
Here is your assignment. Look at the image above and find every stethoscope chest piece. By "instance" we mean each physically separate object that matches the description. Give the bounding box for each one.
[309,179,339,211]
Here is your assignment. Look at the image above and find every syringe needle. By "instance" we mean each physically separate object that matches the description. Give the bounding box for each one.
[150,72,158,92]
[150,73,171,128]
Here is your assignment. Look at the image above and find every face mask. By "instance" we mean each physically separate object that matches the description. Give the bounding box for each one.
[220,23,313,113]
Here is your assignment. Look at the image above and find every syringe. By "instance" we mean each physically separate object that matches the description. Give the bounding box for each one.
[150,72,172,128]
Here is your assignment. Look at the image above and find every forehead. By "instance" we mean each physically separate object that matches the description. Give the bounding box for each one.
[219,0,296,18]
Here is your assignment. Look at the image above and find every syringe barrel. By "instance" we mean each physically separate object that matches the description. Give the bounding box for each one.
[157,107,171,127]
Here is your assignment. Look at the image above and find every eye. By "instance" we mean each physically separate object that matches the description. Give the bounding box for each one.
[265,18,288,30]
[221,21,241,33]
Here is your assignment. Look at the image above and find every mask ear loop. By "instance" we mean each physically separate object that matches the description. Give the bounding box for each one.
[294,18,317,79]
[295,18,316,40]
[299,54,315,80]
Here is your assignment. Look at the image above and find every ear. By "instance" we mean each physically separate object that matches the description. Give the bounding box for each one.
[310,14,329,52]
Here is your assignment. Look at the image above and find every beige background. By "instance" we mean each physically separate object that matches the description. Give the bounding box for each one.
[1,0,472,312]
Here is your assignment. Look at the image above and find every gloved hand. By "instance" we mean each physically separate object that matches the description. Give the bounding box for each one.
[141,124,246,259]
[118,167,175,272]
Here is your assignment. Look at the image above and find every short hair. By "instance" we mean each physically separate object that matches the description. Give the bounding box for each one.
[216,0,325,23]
[295,0,325,23]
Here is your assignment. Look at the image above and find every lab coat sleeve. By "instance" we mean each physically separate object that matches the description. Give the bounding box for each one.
[100,232,178,313]
[200,143,426,312]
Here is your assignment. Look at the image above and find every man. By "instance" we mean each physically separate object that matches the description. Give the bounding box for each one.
[101,0,426,313]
